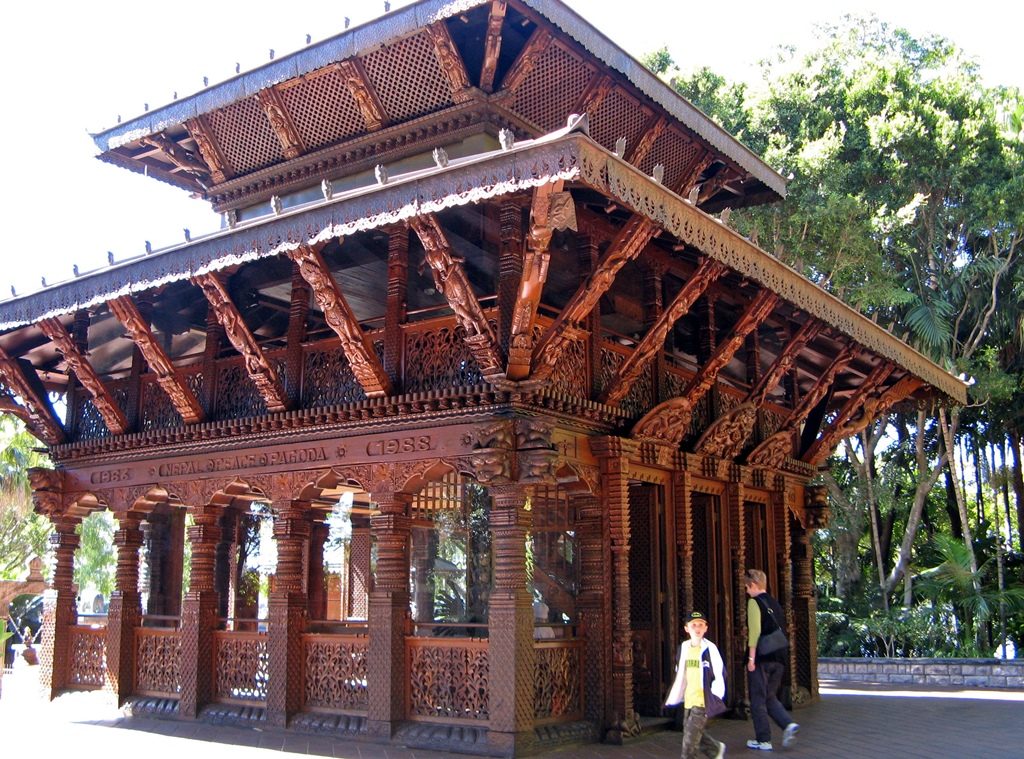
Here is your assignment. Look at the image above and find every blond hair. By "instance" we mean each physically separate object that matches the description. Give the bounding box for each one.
[744,568,767,588]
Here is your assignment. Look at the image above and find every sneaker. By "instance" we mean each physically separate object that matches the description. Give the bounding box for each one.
[747,740,773,751]
[713,740,727,759]
[782,723,799,748]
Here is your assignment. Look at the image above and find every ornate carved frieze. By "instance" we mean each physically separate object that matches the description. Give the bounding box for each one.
[138,131,211,183]
[573,74,614,120]
[802,366,911,465]
[332,458,448,497]
[185,115,233,184]
[336,60,389,131]
[108,296,206,424]
[600,257,728,406]
[29,467,64,518]
[287,245,393,398]
[192,273,292,413]
[479,1,507,93]
[0,345,65,444]
[532,215,659,381]
[798,484,831,530]
[499,27,554,93]
[425,21,474,103]
[693,402,758,460]
[632,397,694,446]
[255,88,306,159]
[408,213,503,377]
[39,317,130,436]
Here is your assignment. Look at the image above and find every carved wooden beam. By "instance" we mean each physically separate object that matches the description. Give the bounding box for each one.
[479,1,507,93]
[408,214,503,377]
[600,257,729,405]
[626,116,667,166]
[506,181,562,380]
[699,167,741,204]
[138,132,211,182]
[107,296,206,424]
[192,273,292,413]
[287,244,393,398]
[0,346,64,445]
[531,215,658,381]
[185,116,233,184]
[747,344,857,467]
[255,88,306,159]
[425,21,474,103]
[336,60,389,131]
[39,317,131,435]
[499,27,553,93]
[573,74,614,119]
[694,319,824,458]
[802,363,900,464]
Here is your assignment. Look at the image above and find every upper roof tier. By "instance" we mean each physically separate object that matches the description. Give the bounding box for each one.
[91,0,786,215]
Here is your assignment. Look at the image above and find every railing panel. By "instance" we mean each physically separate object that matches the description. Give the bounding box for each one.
[212,631,268,703]
[68,626,106,689]
[302,633,369,714]
[406,637,489,723]
[135,628,182,697]
[534,640,584,723]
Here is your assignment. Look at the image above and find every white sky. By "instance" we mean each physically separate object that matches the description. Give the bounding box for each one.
[2,0,1020,298]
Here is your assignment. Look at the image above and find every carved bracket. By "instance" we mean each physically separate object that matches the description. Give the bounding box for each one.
[0,345,65,444]
[632,397,693,446]
[255,88,306,159]
[425,21,474,103]
[39,317,130,435]
[798,484,831,530]
[108,296,206,424]
[185,116,233,184]
[499,27,553,93]
[287,245,393,397]
[192,273,292,413]
[479,1,507,93]
[336,60,389,131]
[138,132,211,182]
[694,402,758,459]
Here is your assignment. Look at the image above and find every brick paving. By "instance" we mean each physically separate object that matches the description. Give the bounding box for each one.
[2,668,1021,758]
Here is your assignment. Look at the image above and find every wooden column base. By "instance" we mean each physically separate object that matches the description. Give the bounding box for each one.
[366,589,409,739]
[105,591,141,705]
[266,592,307,727]
[178,590,220,719]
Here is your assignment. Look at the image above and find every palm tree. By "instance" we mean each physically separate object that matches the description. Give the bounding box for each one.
[0,417,52,579]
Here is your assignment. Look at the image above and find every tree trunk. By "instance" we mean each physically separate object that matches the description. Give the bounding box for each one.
[939,407,979,579]
[1010,428,1024,553]
[944,470,963,540]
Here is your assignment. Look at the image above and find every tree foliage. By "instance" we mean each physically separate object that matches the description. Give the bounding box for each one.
[0,417,51,580]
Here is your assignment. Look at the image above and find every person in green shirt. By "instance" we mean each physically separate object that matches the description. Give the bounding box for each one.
[744,569,799,751]
[665,611,726,759]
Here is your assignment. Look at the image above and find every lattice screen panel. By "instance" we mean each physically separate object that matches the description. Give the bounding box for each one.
[206,97,286,175]
[361,33,455,123]
[279,68,367,152]
[590,89,651,154]
[690,500,710,623]
[510,43,594,133]
[637,129,701,191]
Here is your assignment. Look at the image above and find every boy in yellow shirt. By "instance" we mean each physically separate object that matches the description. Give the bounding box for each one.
[665,611,726,759]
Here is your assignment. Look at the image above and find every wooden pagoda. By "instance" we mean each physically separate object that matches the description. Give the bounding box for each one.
[0,0,964,755]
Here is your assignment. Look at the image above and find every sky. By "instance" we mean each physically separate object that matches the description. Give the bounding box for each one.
[2,0,1021,299]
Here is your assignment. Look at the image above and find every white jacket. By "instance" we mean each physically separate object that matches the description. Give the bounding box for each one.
[664,638,725,706]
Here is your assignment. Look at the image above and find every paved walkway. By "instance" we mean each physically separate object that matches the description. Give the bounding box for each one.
[1,668,1021,758]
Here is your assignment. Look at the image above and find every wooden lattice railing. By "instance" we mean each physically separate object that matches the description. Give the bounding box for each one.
[212,630,268,703]
[134,628,182,697]
[533,639,584,723]
[301,633,369,714]
[68,626,106,689]
[406,637,489,723]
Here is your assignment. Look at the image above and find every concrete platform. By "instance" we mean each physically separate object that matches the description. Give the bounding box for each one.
[1,669,1021,758]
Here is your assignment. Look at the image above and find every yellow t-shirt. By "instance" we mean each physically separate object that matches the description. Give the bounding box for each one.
[683,643,704,708]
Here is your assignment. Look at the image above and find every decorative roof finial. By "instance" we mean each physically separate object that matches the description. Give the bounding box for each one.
[306,34,312,45]
[433,147,449,168]
[236,62,241,74]
[203,76,209,86]
[688,186,699,204]
[41,277,47,287]
[499,128,515,150]
[73,264,80,277]
[184,228,192,242]
[108,251,115,265]
[384,1,391,10]
[375,165,389,185]
[269,49,275,60]
[651,164,664,184]
[225,210,238,229]
[345,17,350,28]
[614,137,627,157]
[10,285,15,297]
[720,208,731,225]
[321,179,334,200]
[145,241,153,254]
[271,195,283,215]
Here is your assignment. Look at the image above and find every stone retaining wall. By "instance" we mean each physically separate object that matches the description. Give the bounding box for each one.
[818,658,1024,688]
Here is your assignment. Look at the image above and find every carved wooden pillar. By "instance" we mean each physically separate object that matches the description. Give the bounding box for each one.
[411,523,435,622]
[40,516,80,700]
[497,199,524,362]
[726,481,748,708]
[201,303,225,414]
[672,470,693,635]
[308,518,330,620]
[366,491,412,738]
[578,235,601,399]
[286,262,311,405]
[697,295,718,418]
[125,293,151,428]
[215,508,238,620]
[789,483,816,704]
[106,510,145,704]
[141,514,163,615]
[267,501,311,727]
[573,492,609,728]
[591,437,639,742]
[349,517,372,618]
[486,483,535,754]
[384,226,409,388]
[641,261,664,406]
[179,504,222,719]
[65,310,90,439]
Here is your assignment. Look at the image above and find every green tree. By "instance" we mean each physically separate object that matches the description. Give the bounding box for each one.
[0,417,51,580]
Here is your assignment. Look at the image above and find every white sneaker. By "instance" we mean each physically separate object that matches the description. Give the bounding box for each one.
[746,740,773,751]
[714,740,726,759]
[782,723,799,748]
